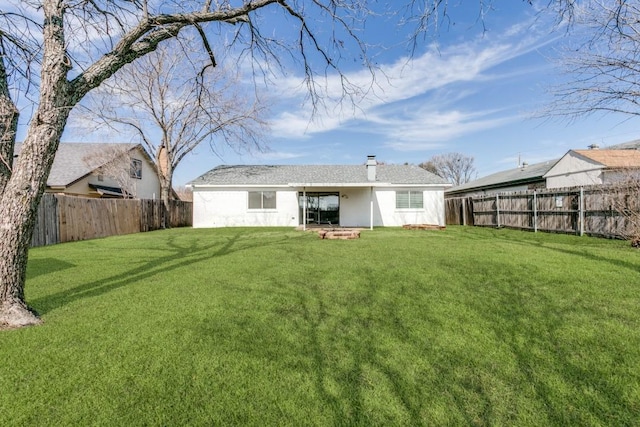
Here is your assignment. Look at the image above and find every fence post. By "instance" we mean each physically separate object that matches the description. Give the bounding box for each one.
[533,190,537,233]
[462,198,467,226]
[579,187,584,236]
[496,194,500,228]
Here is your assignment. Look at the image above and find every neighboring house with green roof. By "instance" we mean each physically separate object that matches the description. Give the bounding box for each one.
[188,156,451,228]
[14,142,161,199]
[447,142,640,198]
[446,159,559,198]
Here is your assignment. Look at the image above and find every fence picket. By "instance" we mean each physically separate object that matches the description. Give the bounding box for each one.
[30,194,192,247]
[446,185,639,239]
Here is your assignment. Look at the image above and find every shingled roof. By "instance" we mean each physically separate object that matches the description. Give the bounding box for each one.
[447,159,558,196]
[573,149,640,168]
[14,142,139,187]
[189,164,449,186]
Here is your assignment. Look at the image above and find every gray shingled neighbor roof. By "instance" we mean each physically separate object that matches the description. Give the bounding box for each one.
[447,159,559,195]
[14,142,139,187]
[189,164,449,186]
[608,139,640,150]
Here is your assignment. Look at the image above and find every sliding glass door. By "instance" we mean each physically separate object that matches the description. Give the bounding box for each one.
[299,192,340,225]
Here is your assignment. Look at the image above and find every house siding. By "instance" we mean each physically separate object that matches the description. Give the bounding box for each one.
[545,152,603,188]
[376,188,445,226]
[192,186,447,228]
[193,188,299,228]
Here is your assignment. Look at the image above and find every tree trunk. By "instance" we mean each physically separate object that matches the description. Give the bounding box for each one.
[160,170,173,229]
[157,144,173,229]
[0,0,72,328]
[0,55,18,193]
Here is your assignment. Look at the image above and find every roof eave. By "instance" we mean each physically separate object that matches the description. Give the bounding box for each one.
[446,177,545,195]
[190,182,450,188]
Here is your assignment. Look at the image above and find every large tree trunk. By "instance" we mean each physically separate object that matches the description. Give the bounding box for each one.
[0,0,72,328]
[157,144,173,229]
[0,55,18,193]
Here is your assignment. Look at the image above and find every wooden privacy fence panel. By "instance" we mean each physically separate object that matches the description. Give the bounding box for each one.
[59,197,142,243]
[31,194,60,247]
[31,194,192,247]
[168,200,193,228]
[470,186,639,239]
[444,197,474,226]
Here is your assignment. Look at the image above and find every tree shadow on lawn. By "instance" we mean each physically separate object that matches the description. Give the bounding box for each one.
[489,230,640,274]
[259,262,638,425]
[30,232,304,316]
[26,258,76,279]
[466,261,638,425]
[283,271,495,426]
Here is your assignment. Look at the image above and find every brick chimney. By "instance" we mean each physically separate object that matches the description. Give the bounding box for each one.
[366,155,376,181]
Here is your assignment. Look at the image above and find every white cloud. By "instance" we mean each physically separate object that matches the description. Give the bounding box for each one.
[377,108,522,151]
[267,19,555,145]
[250,150,306,160]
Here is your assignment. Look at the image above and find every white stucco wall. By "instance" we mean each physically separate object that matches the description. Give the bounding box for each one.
[375,188,445,226]
[193,187,299,228]
[192,186,447,228]
[338,187,376,227]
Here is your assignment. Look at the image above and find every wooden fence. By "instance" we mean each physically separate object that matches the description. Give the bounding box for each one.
[31,194,192,247]
[450,185,639,239]
[445,197,474,226]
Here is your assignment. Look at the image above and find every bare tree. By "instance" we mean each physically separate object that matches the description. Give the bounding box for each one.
[174,186,193,202]
[0,0,380,328]
[545,1,640,119]
[0,1,586,328]
[597,171,640,245]
[83,145,139,198]
[419,152,476,185]
[80,43,266,223]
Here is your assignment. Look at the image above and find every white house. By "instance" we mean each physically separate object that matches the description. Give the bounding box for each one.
[188,156,451,228]
[544,149,640,188]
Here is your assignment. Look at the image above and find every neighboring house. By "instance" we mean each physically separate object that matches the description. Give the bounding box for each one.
[188,156,451,228]
[13,142,161,199]
[447,143,640,199]
[446,159,559,198]
[543,149,640,188]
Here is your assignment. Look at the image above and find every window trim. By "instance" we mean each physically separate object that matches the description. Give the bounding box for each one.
[130,158,142,180]
[248,190,277,210]
[396,190,424,209]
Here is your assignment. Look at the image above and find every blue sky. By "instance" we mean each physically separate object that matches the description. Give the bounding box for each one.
[59,2,640,186]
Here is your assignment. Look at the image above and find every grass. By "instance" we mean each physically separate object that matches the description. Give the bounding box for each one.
[1,226,640,426]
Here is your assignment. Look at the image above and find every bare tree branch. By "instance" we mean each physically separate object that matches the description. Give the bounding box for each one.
[419,152,476,185]
[543,1,640,121]
[77,41,267,225]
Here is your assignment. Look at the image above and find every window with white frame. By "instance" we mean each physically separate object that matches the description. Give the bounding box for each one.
[130,158,142,179]
[396,190,423,209]
[248,191,276,209]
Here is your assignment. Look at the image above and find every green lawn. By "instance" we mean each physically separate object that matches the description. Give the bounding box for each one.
[2,226,640,426]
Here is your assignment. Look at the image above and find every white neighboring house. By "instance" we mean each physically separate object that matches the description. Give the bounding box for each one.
[188,156,451,228]
[14,142,161,199]
[544,149,640,188]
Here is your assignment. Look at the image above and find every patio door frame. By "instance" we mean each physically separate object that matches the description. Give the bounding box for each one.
[299,191,340,227]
